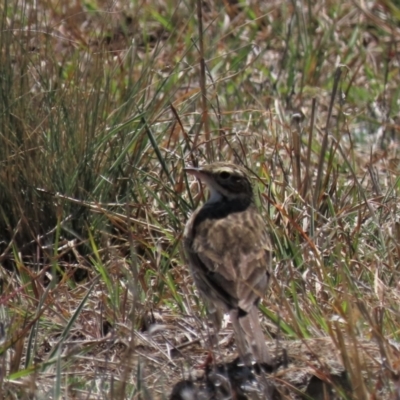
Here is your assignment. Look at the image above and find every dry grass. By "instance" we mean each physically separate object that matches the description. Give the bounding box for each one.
[1,0,400,398]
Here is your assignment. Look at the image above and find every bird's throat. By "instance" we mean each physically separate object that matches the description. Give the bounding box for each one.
[206,187,224,204]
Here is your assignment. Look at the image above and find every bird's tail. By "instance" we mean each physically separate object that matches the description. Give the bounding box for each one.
[230,307,271,365]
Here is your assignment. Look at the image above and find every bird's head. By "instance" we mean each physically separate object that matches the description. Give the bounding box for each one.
[185,162,254,203]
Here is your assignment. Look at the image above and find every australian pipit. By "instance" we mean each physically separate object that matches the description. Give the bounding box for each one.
[183,162,272,365]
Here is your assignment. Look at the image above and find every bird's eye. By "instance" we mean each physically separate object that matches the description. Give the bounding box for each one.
[219,171,230,179]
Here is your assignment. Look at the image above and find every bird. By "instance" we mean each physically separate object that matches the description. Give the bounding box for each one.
[183,162,272,366]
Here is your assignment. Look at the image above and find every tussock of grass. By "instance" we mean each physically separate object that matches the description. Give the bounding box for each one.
[1,0,400,398]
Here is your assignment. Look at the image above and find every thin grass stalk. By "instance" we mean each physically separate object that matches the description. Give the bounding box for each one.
[290,116,302,193]
[195,0,211,159]
[302,97,316,200]
[314,67,342,208]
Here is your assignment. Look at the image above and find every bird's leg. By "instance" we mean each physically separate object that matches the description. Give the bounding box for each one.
[208,307,223,347]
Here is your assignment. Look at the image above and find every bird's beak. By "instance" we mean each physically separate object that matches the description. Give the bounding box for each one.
[184,167,203,179]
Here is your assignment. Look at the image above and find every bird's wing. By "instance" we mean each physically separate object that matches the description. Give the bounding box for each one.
[192,210,271,312]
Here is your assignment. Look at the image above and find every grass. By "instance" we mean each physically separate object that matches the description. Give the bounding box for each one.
[1,0,400,398]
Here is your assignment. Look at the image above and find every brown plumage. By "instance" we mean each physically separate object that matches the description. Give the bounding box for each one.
[183,162,272,365]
